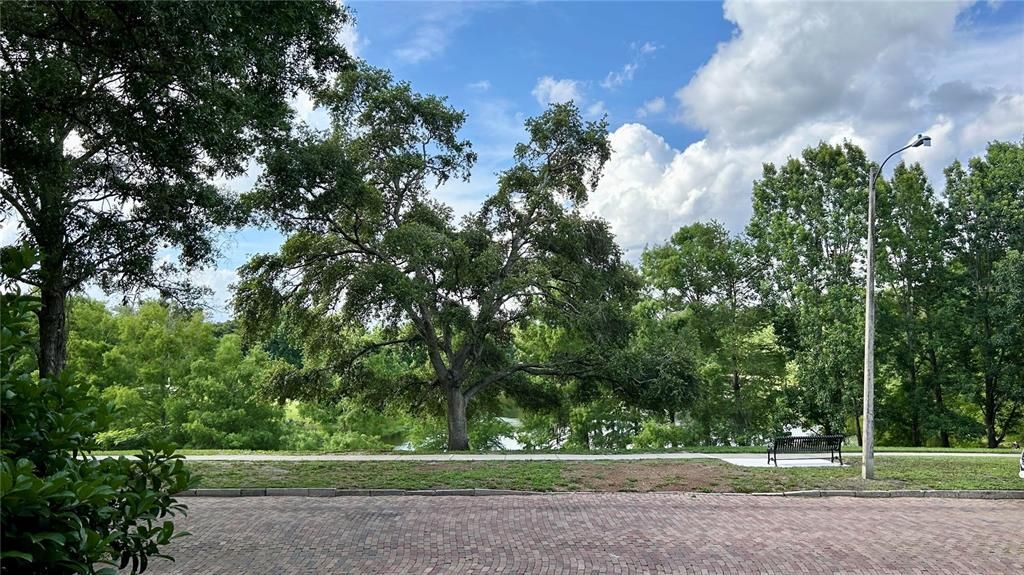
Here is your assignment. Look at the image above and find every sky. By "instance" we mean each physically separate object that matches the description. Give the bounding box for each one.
[5,0,1024,320]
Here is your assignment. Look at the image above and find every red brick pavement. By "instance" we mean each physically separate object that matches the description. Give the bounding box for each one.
[139,493,1024,574]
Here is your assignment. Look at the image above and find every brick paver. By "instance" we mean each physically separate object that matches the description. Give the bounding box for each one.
[141,494,1023,574]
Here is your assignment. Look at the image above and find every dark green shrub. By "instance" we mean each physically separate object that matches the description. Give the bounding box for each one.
[1,248,192,574]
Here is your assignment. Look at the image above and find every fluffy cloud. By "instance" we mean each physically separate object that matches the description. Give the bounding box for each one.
[338,8,364,58]
[675,1,964,144]
[590,0,1024,257]
[638,41,658,54]
[590,121,863,255]
[532,79,607,120]
[532,76,585,106]
[586,101,608,119]
[635,97,666,118]
[394,25,452,64]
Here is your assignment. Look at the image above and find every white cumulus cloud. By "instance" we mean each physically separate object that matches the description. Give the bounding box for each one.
[636,97,666,118]
[590,0,1024,258]
[587,101,608,119]
[532,76,585,106]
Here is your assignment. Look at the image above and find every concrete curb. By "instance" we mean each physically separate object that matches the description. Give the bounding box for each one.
[175,488,1024,499]
[177,488,546,497]
[773,489,1024,499]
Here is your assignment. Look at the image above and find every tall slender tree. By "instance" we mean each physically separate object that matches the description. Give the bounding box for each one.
[943,140,1024,447]
[642,222,782,441]
[875,162,951,445]
[747,142,870,436]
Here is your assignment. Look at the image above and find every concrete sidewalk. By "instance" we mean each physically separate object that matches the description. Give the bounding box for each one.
[164,450,1018,468]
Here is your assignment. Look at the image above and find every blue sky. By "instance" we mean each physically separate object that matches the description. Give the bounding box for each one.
[206,1,1024,319]
[6,1,1020,319]
[351,1,727,142]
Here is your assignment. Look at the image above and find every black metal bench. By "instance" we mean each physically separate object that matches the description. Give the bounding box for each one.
[767,435,844,466]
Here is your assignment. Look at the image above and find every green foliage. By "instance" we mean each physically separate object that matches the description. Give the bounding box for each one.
[405,413,516,451]
[632,419,687,449]
[281,401,408,452]
[874,162,956,446]
[608,303,701,418]
[747,142,870,434]
[641,222,783,443]
[168,336,285,450]
[1,250,192,574]
[514,412,568,450]
[943,140,1024,446]
[64,299,286,451]
[1,0,353,376]
[236,66,639,450]
[468,417,517,451]
[567,400,643,450]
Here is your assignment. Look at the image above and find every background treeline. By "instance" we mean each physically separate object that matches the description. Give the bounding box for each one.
[63,139,1023,451]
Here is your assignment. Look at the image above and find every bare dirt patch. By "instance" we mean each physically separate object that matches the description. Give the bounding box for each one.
[562,460,736,492]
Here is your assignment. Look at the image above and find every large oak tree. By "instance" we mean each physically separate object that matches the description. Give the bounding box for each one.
[235,67,638,450]
[1,1,351,376]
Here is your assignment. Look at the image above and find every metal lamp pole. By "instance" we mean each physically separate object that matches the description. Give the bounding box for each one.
[863,133,931,480]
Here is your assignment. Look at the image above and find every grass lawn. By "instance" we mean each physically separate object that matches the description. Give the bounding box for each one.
[96,445,1016,457]
[187,456,1023,492]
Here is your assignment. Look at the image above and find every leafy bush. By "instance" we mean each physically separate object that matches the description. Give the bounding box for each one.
[515,412,569,450]
[281,400,409,451]
[469,416,516,451]
[567,400,643,450]
[1,249,193,574]
[633,419,687,449]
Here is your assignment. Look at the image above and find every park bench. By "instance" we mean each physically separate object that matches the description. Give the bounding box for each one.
[767,435,844,466]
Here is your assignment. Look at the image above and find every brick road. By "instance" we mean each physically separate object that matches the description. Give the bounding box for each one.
[141,494,1023,574]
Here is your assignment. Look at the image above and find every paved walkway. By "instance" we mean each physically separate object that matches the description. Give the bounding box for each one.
[176,451,1018,461]
[137,494,1023,574]
[172,451,1018,469]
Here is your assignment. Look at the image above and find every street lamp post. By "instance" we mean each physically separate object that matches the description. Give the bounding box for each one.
[863,134,931,480]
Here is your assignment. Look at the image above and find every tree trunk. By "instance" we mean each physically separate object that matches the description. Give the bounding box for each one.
[909,351,925,446]
[731,366,744,433]
[855,415,862,447]
[37,281,67,379]
[909,365,921,447]
[446,386,470,451]
[984,377,998,448]
[927,347,950,447]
